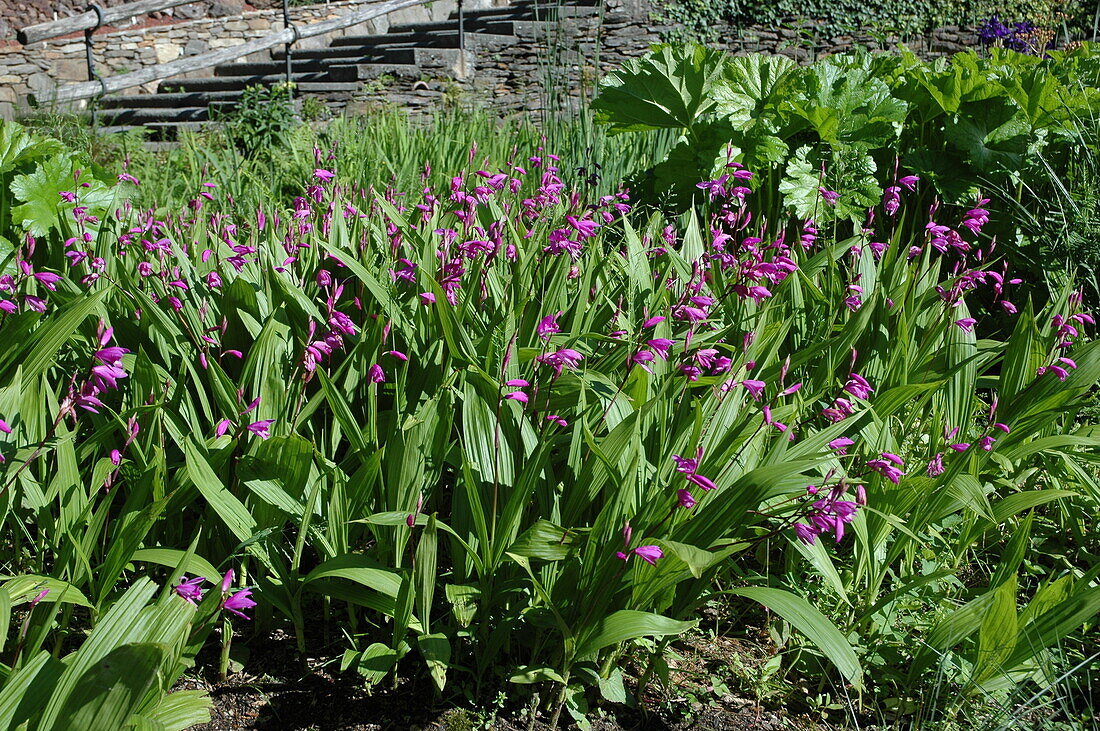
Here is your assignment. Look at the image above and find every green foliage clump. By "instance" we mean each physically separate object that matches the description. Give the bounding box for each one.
[592,42,1100,292]
[652,0,1093,44]
[219,82,299,158]
[1,51,1099,727]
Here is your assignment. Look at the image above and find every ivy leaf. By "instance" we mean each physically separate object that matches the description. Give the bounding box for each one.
[0,234,15,277]
[828,149,880,220]
[10,154,74,236]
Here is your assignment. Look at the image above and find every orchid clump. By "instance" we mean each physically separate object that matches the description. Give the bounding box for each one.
[0,108,1096,723]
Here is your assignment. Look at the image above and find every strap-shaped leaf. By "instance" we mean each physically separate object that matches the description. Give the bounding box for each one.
[728,587,863,691]
[574,610,695,659]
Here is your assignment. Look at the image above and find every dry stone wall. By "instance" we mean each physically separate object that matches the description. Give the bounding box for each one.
[453,0,980,116]
[0,0,984,121]
[0,0,467,118]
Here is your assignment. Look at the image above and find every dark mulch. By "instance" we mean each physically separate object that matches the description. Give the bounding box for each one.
[179,624,827,731]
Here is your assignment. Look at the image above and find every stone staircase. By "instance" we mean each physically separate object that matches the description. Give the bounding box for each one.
[94,0,603,138]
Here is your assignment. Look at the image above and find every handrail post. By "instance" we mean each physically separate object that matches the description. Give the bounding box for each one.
[283,0,294,100]
[85,3,106,128]
[457,0,465,78]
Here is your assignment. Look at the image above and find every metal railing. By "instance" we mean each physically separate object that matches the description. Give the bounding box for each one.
[17,0,197,45]
[23,0,437,106]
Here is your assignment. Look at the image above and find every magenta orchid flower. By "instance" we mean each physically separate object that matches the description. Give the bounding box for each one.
[646,338,674,359]
[175,576,205,605]
[685,473,717,491]
[842,373,874,400]
[827,437,854,454]
[741,379,766,400]
[867,452,905,484]
[535,348,584,377]
[794,483,861,545]
[632,545,664,565]
[536,312,563,340]
[927,453,945,476]
[223,588,257,619]
[246,420,274,440]
[672,453,699,474]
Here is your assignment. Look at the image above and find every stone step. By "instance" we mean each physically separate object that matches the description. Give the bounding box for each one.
[337,62,422,80]
[214,48,414,76]
[331,48,467,80]
[126,120,210,141]
[390,4,599,33]
[99,106,213,125]
[102,0,602,136]
[100,90,245,108]
[93,126,190,148]
[295,81,363,93]
[447,2,601,22]
[461,32,525,48]
[158,68,357,93]
[445,6,535,21]
[278,34,458,57]
[95,125,141,136]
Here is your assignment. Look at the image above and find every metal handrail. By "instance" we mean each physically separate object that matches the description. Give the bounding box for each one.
[17,0,198,45]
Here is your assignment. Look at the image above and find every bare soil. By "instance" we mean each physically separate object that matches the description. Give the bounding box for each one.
[179,624,829,731]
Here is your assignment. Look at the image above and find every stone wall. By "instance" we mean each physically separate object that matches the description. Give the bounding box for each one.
[0,0,292,40]
[0,0,471,118]
[0,0,986,121]
[458,0,981,116]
